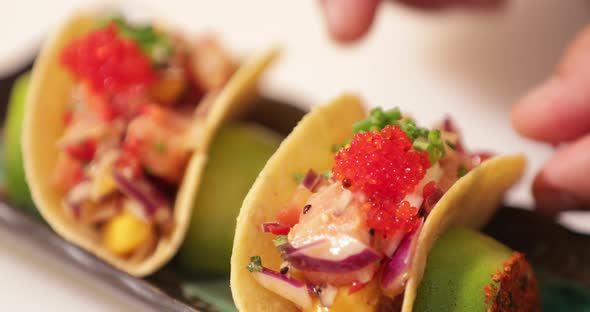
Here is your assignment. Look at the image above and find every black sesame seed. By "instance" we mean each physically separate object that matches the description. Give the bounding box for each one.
[314,287,322,295]
[280,266,289,275]
[369,228,375,236]
[418,207,426,217]
[303,204,312,214]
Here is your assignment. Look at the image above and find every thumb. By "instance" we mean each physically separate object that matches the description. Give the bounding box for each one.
[320,0,381,43]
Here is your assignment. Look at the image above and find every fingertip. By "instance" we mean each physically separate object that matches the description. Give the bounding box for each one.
[321,0,381,43]
[532,172,579,218]
[511,79,561,143]
[532,134,590,216]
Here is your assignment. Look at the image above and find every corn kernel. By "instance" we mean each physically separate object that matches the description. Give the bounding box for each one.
[102,211,153,256]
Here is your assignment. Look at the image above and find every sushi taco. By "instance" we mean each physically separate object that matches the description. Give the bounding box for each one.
[230,94,527,311]
[22,12,278,276]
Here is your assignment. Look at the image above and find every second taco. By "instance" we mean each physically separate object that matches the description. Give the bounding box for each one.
[22,12,278,276]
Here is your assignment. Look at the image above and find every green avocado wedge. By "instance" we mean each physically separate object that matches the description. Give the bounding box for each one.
[177,123,282,276]
[3,73,36,214]
[414,227,539,312]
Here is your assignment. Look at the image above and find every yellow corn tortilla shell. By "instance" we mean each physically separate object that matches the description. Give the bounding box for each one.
[230,94,525,311]
[22,12,279,277]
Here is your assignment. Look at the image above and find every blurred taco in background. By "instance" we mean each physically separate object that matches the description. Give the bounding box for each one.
[22,12,278,276]
[230,95,532,311]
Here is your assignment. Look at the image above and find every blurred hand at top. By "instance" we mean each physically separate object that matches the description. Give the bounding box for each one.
[320,0,590,216]
[512,26,590,217]
[319,0,503,43]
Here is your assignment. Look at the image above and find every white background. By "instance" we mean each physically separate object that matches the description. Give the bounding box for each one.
[0,0,589,310]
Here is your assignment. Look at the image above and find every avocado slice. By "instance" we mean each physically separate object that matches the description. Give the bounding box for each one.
[177,123,282,275]
[414,227,539,311]
[3,73,36,214]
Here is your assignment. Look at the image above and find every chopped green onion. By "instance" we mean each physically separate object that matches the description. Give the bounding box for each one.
[385,107,402,123]
[457,165,468,178]
[352,118,373,134]
[100,15,173,66]
[370,108,387,128]
[400,119,421,141]
[324,171,333,179]
[247,256,263,272]
[445,140,457,150]
[428,129,442,143]
[427,144,445,164]
[273,235,288,247]
[346,107,447,164]
[332,138,352,153]
[412,138,429,151]
[153,142,166,154]
[293,173,304,184]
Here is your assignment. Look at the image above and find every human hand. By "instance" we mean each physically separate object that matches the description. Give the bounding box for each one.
[319,0,503,43]
[512,26,590,217]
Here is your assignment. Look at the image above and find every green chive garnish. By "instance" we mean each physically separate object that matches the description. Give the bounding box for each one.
[446,140,457,150]
[457,165,468,178]
[293,173,304,184]
[345,106,449,164]
[153,142,166,154]
[247,256,263,272]
[273,235,288,247]
[100,15,173,66]
[352,118,373,134]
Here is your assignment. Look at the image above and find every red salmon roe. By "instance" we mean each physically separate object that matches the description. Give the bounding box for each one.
[61,24,155,94]
[332,125,431,234]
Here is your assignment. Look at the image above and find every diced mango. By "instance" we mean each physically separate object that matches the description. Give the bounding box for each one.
[102,211,153,256]
[303,281,381,312]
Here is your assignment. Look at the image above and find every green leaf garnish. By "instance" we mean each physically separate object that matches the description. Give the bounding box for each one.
[331,138,352,153]
[352,107,404,134]
[273,235,288,247]
[344,106,450,164]
[247,256,263,272]
[153,142,166,154]
[293,173,304,184]
[457,165,468,178]
[100,15,173,66]
[445,140,457,150]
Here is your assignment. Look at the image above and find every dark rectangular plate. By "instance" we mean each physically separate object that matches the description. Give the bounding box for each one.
[1,59,590,311]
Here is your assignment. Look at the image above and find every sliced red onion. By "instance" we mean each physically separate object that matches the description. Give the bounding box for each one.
[261,222,291,235]
[302,169,321,191]
[112,170,170,220]
[279,240,381,273]
[251,267,312,309]
[64,200,83,219]
[312,176,330,192]
[382,230,405,258]
[421,188,443,215]
[381,220,423,293]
